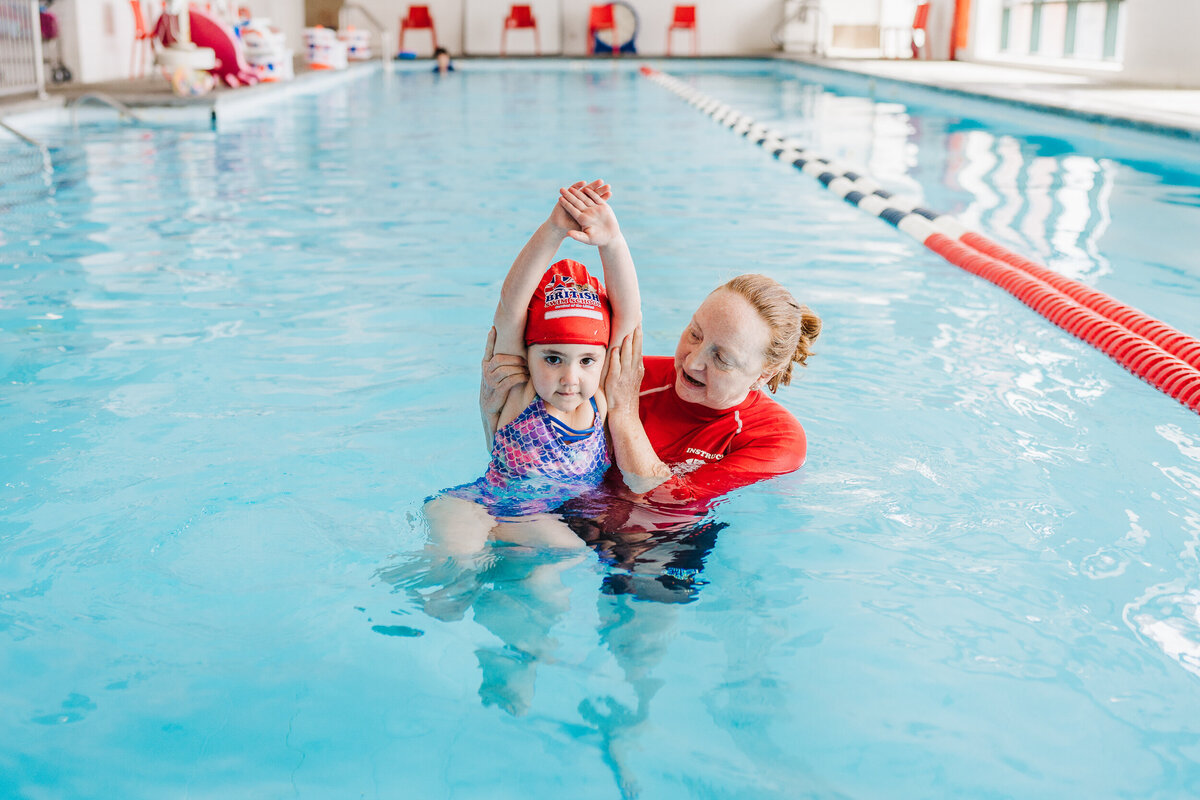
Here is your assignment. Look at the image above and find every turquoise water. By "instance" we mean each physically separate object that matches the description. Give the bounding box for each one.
[2,61,1200,798]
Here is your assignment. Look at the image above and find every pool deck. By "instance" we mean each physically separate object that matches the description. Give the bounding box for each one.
[3,56,1200,140]
[779,55,1200,140]
[0,58,363,130]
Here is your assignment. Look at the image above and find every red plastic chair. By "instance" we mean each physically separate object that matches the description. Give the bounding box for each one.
[911,2,931,59]
[666,5,697,57]
[587,4,617,57]
[129,0,157,78]
[502,5,540,55]
[399,5,437,54]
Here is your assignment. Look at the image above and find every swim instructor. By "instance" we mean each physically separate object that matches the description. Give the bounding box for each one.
[482,273,821,509]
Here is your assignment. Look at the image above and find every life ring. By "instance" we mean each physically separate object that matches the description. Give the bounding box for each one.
[593,1,639,54]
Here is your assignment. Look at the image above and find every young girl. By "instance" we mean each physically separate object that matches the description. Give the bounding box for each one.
[425,180,641,554]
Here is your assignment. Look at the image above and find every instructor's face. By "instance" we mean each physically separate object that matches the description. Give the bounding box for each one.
[673,289,772,410]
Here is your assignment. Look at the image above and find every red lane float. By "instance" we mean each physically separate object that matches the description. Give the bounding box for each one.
[927,234,1200,411]
[958,232,1200,372]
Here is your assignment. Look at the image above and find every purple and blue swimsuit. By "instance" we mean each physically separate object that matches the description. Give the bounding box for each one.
[446,396,610,517]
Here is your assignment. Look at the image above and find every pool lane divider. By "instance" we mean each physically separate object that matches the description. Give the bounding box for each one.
[638,65,1200,414]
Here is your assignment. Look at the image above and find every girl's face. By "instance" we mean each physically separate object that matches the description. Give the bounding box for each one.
[527,343,606,416]
[673,289,773,410]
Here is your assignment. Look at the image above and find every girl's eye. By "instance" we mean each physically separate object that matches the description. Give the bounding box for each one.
[580,357,595,366]
[544,355,561,365]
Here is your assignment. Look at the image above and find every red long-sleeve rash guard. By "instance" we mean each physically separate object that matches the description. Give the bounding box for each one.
[635,356,807,505]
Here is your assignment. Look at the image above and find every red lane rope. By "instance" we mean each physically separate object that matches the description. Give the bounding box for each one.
[957,233,1200,372]
[927,234,1200,411]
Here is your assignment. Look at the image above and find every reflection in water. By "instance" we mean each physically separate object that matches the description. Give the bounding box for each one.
[380,547,584,716]
[1080,509,1152,580]
[577,593,679,800]
[1126,580,1200,679]
[1125,426,1200,680]
[933,129,1116,283]
[772,78,1125,288]
[566,513,724,605]
[377,507,724,799]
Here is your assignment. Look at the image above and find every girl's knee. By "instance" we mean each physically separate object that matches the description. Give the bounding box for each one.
[424,495,495,555]
[492,516,587,550]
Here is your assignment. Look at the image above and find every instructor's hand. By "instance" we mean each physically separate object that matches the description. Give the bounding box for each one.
[604,326,644,421]
[480,326,528,420]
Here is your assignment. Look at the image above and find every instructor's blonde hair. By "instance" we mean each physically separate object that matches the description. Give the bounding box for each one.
[720,274,821,393]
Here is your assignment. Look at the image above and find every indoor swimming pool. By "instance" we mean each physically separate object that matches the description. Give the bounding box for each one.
[2,60,1199,798]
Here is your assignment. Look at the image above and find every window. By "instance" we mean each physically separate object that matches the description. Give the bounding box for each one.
[1000,0,1125,62]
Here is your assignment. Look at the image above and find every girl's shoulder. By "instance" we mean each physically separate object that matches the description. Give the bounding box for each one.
[593,388,608,424]
[496,381,539,432]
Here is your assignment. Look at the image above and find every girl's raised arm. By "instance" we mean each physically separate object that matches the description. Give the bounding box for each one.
[493,180,612,356]
[557,185,642,347]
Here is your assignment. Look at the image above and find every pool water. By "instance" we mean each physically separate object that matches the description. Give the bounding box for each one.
[2,60,1200,798]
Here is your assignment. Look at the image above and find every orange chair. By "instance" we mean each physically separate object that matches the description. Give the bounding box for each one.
[911,2,931,59]
[666,5,697,56]
[399,5,437,54]
[587,4,617,57]
[129,0,157,78]
[502,5,540,55]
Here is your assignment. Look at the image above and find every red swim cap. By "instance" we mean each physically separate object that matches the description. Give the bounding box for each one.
[525,259,611,347]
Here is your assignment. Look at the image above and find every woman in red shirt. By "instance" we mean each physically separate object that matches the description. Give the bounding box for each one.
[605,274,821,507]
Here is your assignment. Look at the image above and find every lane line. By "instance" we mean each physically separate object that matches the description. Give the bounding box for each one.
[639,66,1200,414]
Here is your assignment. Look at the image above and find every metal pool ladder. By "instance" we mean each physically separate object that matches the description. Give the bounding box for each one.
[68,92,144,126]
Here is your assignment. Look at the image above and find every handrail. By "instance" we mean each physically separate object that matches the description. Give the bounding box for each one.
[339,3,393,62]
[68,92,144,125]
[339,2,385,33]
[0,116,54,175]
[0,116,43,148]
[772,0,825,55]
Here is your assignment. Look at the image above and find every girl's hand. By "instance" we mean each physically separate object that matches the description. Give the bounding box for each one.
[548,179,611,235]
[558,183,621,247]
